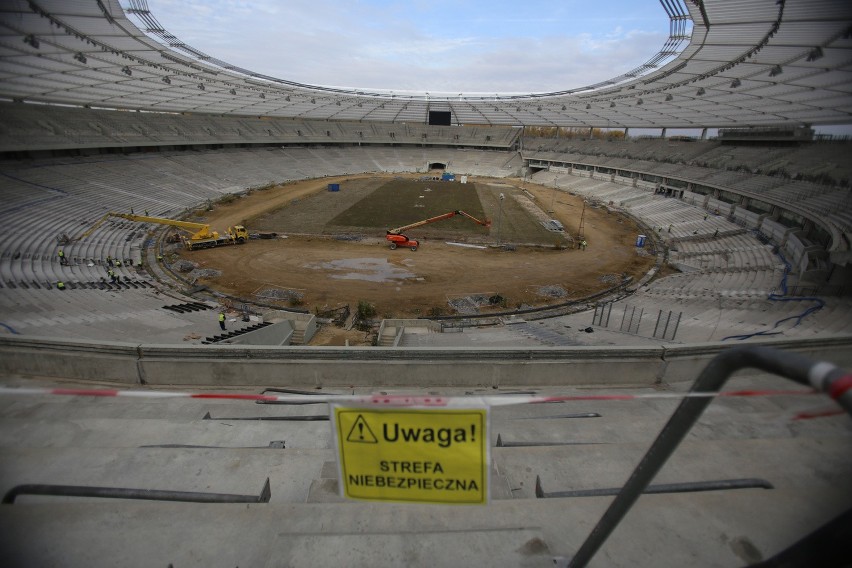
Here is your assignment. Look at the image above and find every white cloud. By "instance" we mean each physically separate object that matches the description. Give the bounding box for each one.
[139,0,670,93]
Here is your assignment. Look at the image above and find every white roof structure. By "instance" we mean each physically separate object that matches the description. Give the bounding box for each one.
[0,0,850,127]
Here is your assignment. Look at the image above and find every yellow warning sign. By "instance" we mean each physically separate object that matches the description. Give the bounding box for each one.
[333,406,489,505]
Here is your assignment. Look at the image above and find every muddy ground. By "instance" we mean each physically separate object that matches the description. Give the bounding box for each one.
[172,174,656,334]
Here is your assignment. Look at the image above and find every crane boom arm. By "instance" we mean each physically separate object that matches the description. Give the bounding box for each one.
[108,213,214,240]
[77,213,111,240]
[388,210,491,235]
[455,210,491,227]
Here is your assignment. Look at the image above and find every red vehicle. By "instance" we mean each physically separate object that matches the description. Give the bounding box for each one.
[386,210,491,251]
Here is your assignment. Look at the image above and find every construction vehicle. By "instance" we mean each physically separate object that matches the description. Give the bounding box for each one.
[82,212,249,250]
[386,210,490,251]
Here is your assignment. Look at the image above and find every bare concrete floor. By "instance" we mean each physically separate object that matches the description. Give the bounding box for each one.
[0,373,849,567]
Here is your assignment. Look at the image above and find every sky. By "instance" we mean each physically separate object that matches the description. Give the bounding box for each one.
[137,0,672,94]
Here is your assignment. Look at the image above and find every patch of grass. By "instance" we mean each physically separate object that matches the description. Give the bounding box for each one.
[427,306,445,317]
[357,300,377,319]
[328,179,488,235]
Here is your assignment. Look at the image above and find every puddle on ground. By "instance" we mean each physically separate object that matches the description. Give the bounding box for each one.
[304,257,416,283]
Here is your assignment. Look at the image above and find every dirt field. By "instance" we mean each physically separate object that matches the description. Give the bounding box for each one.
[173,173,656,324]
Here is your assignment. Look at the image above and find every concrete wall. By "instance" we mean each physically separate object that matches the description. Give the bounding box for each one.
[681,191,705,208]
[378,319,441,343]
[0,337,141,385]
[732,207,762,229]
[300,316,318,344]
[1,335,850,389]
[659,336,852,386]
[785,233,806,269]
[706,198,733,217]
[225,321,294,346]
[759,218,789,245]
[264,311,317,344]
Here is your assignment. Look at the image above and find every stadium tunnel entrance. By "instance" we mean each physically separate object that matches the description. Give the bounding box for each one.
[428,162,447,170]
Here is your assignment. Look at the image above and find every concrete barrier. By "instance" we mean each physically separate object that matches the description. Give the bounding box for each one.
[132,345,665,388]
[0,336,141,385]
[224,321,294,346]
[1,335,850,389]
[661,336,852,384]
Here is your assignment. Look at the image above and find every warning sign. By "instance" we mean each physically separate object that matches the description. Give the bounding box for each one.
[332,406,489,505]
[345,414,378,444]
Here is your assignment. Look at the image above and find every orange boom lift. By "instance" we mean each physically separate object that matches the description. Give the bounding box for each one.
[386,210,491,251]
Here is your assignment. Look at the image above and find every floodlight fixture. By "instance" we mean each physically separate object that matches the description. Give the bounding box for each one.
[121,66,132,76]
[74,52,87,64]
[769,65,783,77]
[24,34,39,49]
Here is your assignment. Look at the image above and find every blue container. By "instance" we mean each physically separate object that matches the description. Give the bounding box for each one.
[328,183,340,192]
[636,234,647,247]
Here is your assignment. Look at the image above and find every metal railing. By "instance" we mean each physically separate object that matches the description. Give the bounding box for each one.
[562,345,852,567]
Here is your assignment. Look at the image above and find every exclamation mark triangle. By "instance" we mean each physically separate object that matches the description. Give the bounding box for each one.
[346,414,378,444]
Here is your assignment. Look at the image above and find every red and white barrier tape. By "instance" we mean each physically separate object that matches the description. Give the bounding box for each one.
[0,386,820,408]
[0,386,842,420]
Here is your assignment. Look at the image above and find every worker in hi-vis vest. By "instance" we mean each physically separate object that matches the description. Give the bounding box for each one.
[218,312,226,331]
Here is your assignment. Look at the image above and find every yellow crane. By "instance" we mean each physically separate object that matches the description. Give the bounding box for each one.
[80,212,249,250]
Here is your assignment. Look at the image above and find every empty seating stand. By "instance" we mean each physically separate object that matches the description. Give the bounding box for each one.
[162,303,213,314]
[203,321,272,344]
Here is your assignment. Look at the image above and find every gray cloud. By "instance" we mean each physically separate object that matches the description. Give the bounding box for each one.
[143,0,669,93]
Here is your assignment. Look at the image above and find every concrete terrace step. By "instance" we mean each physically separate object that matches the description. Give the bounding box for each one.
[0,440,849,567]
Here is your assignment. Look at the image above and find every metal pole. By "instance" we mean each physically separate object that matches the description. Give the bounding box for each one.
[496,193,505,245]
[670,312,682,341]
[633,308,644,334]
[4,478,271,504]
[566,345,851,568]
[549,177,557,214]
